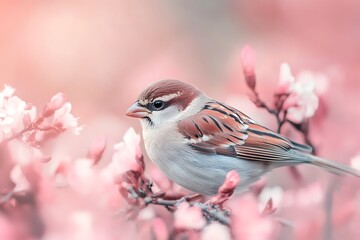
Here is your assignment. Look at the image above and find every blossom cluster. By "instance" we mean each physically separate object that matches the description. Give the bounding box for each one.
[241,45,328,125]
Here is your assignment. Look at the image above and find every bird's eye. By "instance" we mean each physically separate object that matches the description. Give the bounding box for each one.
[151,100,165,111]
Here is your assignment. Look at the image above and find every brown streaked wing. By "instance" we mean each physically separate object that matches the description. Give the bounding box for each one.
[178,101,305,163]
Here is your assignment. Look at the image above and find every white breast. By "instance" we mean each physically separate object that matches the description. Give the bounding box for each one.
[141,122,269,196]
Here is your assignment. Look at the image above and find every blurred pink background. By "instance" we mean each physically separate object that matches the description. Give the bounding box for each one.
[0,1,360,239]
[1,0,360,150]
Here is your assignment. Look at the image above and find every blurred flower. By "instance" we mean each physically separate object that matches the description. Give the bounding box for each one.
[282,182,324,208]
[219,170,240,193]
[0,85,15,98]
[53,102,82,135]
[258,186,283,212]
[174,202,206,230]
[240,45,256,90]
[101,127,142,183]
[71,158,94,180]
[86,136,107,165]
[0,216,17,240]
[7,139,44,165]
[286,73,319,123]
[351,154,360,171]
[278,65,328,123]
[201,222,231,240]
[68,158,96,194]
[229,194,274,240]
[43,92,65,117]
[138,208,156,221]
[276,63,295,94]
[211,170,240,205]
[311,72,329,96]
[150,168,172,192]
[151,218,168,240]
[10,165,30,192]
[28,93,82,143]
[70,211,94,240]
[0,85,37,142]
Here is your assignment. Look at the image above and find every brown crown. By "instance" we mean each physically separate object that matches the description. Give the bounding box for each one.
[139,79,201,110]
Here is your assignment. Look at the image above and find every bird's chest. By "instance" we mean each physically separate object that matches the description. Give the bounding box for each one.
[142,125,184,166]
[141,125,227,195]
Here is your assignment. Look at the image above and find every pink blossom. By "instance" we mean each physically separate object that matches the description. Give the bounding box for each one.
[282,92,299,110]
[0,216,17,240]
[211,170,240,205]
[229,194,274,240]
[0,84,15,98]
[219,170,240,193]
[241,45,256,74]
[69,211,95,240]
[10,165,31,192]
[174,202,206,230]
[201,223,231,240]
[0,85,37,142]
[350,154,360,171]
[138,208,156,220]
[276,63,295,94]
[86,136,107,165]
[101,127,142,183]
[258,186,283,212]
[0,88,81,143]
[151,218,168,240]
[281,182,324,208]
[287,92,318,123]
[279,182,326,239]
[7,139,44,165]
[67,158,103,195]
[285,70,326,123]
[276,64,329,123]
[240,45,256,89]
[53,102,82,134]
[43,92,65,117]
[136,214,169,240]
[150,168,172,192]
[312,72,329,96]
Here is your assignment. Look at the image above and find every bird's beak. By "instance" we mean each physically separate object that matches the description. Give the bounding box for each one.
[126,102,150,118]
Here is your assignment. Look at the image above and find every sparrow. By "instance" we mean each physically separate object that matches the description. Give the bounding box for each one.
[126,79,360,196]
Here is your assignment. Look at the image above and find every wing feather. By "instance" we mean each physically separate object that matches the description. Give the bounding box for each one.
[178,101,308,164]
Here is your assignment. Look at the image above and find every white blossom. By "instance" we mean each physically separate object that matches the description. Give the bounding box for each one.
[351,154,360,171]
[0,85,37,142]
[174,202,206,230]
[201,223,231,240]
[53,102,82,134]
[258,186,283,211]
[101,127,141,183]
[277,65,328,123]
[277,63,295,94]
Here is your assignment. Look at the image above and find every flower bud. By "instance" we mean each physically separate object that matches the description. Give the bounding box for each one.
[240,45,257,90]
[219,170,240,194]
[276,63,295,94]
[43,92,65,117]
[87,136,107,165]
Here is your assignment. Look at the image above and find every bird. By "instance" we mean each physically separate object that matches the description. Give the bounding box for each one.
[126,79,360,196]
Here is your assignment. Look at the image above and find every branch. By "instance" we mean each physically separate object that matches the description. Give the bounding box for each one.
[120,169,240,226]
[125,185,231,226]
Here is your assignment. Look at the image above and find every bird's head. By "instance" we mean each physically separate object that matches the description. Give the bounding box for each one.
[126,79,206,128]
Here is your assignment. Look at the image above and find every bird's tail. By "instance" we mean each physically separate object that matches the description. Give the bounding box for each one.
[310,155,360,177]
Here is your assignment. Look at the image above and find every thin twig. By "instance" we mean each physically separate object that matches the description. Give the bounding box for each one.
[126,186,231,225]
[0,191,13,205]
[194,203,231,225]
